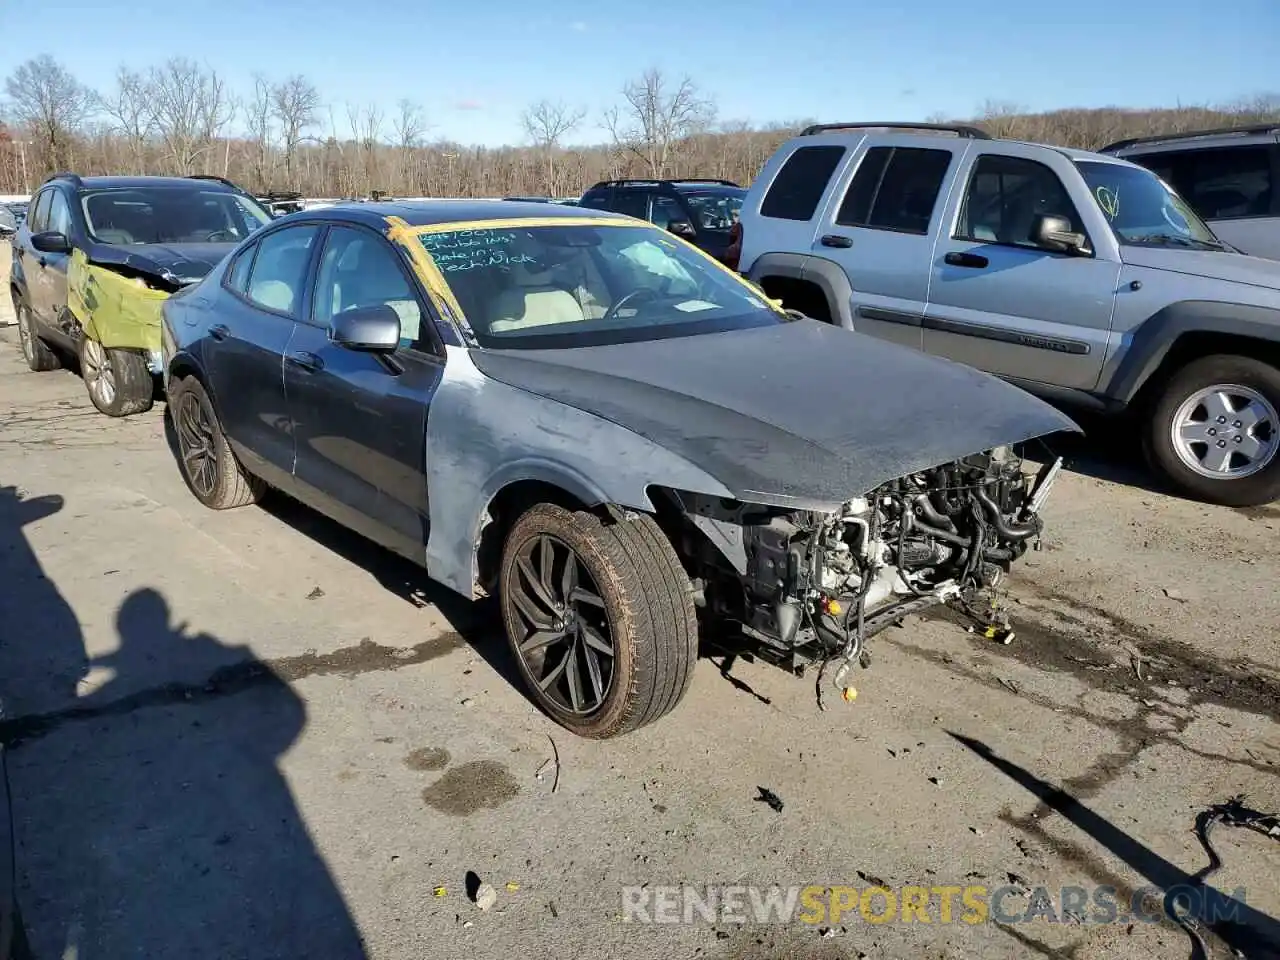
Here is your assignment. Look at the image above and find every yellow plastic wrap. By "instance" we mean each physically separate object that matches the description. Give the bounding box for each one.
[67,249,171,351]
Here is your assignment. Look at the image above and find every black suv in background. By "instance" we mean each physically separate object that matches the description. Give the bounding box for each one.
[10,172,271,415]
[577,178,745,262]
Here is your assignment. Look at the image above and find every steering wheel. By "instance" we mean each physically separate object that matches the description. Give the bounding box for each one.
[202,229,235,242]
[603,287,660,322]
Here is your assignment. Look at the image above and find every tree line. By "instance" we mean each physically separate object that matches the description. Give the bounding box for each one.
[1,54,1277,199]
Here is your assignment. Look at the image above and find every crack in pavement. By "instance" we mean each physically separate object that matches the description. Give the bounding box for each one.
[0,631,465,749]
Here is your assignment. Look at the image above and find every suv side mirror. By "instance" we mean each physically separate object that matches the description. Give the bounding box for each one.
[667,220,697,240]
[329,303,401,352]
[31,230,72,254]
[1031,214,1090,256]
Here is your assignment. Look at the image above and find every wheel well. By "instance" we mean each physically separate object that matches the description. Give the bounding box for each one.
[1133,332,1280,408]
[475,479,589,592]
[168,357,205,387]
[757,276,832,322]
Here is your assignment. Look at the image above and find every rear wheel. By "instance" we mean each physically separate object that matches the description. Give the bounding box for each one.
[499,504,698,739]
[168,375,265,510]
[79,335,154,416]
[17,300,60,372]
[1145,354,1280,506]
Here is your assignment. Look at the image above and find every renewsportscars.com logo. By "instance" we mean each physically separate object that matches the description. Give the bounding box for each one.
[621,882,1249,927]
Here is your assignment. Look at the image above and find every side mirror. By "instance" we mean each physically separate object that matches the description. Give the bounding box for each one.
[31,230,72,254]
[667,220,697,239]
[1031,214,1090,256]
[329,303,401,352]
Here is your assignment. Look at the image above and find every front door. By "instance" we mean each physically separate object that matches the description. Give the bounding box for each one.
[925,147,1119,391]
[206,223,322,486]
[286,224,441,562]
[43,190,75,338]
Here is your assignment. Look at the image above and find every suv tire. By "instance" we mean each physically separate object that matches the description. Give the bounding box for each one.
[168,375,266,510]
[79,335,154,417]
[499,503,698,738]
[16,300,60,372]
[1145,354,1280,507]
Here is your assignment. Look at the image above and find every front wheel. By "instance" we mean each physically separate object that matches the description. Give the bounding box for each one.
[499,504,698,739]
[1145,354,1280,507]
[79,335,154,416]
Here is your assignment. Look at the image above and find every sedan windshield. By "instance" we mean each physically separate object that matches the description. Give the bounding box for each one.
[81,187,272,245]
[1075,160,1223,250]
[418,222,782,349]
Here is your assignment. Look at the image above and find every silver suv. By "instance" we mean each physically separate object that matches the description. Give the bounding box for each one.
[1101,124,1279,261]
[734,122,1280,507]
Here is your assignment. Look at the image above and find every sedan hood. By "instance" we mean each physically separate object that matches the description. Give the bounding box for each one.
[470,320,1079,508]
[86,241,235,288]
[1120,246,1280,293]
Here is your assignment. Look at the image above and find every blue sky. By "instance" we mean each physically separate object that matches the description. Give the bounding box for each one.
[4,0,1279,147]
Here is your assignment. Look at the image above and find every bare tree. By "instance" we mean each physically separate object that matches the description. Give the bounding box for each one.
[271,75,321,188]
[393,99,427,193]
[522,99,585,194]
[3,55,93,172]
[242,74,276,190]
[96,67,153,174]
[147,58,235,175]
[604,69,715,178]
[346,102,384,197]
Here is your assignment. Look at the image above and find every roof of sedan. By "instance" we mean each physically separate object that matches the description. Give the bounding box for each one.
[286,199,628,229]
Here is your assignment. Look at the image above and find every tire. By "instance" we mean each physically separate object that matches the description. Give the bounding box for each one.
[499,503,699,739]
[16,299,60,372]
[1145,354,1280,507]
[79,334,154,416]
[167,375,265,510]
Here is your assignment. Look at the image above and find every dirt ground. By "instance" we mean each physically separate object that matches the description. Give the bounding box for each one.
[0,278,1277,959]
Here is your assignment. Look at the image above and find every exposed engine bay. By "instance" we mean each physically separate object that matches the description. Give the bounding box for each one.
[668,447,1063,686]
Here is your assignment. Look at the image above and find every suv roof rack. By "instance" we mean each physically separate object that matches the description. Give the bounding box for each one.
[44,171,84,187]
[1099,124,1280,154]
[588,177,740,189]
[800,122,991,140]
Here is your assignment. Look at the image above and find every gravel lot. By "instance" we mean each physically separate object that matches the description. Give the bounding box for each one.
[1,242,1278,959]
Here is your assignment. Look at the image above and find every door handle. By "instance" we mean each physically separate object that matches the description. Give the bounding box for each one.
[820,234,853,249]
[286,351,324,373]
[208,323,229,341]
[944,251,989,269]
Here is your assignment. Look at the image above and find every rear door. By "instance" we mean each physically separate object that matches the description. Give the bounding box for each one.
[206,223,321,486]
[812,139,963,350]
[924,145,1118,390]
[1136,141,1280,260]
[286,224,441,562]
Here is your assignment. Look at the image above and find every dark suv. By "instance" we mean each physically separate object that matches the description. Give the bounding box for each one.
[577,178,745,262]
[10,173,271,415]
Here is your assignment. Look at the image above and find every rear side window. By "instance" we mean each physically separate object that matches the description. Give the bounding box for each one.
[1140,146,1274,221]
[837,146,953,234]
[579,189,612,211]
[760,146,846,221]
[611,189,649,220]
[244,225,320,317]
[226,243,257,294]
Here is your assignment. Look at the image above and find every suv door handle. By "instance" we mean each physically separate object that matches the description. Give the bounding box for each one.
[286,351,324,373]
[944,251,989,269]
[820,234,853,248]
[208,323,229,341]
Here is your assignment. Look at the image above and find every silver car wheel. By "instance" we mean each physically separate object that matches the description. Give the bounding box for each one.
[1171,383,1279,479]
[82,338,117,407]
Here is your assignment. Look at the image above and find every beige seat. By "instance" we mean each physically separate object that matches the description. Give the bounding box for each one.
[489,257,588,333]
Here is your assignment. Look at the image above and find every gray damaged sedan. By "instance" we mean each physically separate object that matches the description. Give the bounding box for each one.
[161,202,1077,738]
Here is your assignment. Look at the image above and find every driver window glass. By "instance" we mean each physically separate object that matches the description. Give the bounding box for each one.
[650,196,685,229]
[957,155,1083,247]
[28,190,52,232]
[47,192,73,236]
[611,189,649,220]
[314,226,424,349]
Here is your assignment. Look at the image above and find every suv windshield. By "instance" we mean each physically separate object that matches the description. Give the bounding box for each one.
[419,222,781,349]
[679,189,744,231]
[1075,160,1223,250]
[81,187,271,245]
